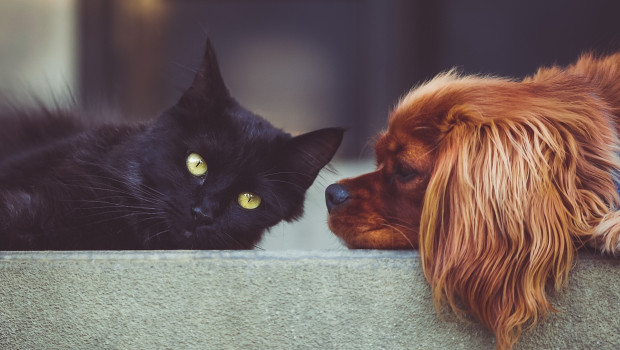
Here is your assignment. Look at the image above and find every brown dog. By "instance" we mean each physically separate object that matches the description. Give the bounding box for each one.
[326,53,620,349]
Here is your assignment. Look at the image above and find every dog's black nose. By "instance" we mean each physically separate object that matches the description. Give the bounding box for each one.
[325,183,350,213]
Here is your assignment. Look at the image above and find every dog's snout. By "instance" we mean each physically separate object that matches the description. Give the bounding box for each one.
[325,183,350,213]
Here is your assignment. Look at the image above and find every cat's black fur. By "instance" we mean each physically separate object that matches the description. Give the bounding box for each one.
[0,38,343,250]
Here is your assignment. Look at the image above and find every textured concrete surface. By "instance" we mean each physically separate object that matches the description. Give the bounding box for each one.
[0,250,618,350]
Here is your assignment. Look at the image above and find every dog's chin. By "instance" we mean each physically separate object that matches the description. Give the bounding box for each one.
[328,218,417,250]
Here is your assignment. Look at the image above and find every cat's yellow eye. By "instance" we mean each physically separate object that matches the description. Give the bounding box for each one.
[186,153,207,177]
[238,192,261,210]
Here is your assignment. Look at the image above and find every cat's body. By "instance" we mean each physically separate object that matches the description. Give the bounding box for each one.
[0,39,343,250]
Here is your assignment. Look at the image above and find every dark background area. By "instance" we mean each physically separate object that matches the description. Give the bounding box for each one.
[78,0,620,159]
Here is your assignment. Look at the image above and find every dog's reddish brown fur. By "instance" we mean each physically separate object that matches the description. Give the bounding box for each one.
[327,53,620,349]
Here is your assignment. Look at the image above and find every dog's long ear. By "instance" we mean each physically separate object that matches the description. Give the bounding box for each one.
[418,100,618,349]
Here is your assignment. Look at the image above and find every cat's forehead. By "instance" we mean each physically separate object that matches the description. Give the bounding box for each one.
[184,118,287,170]
[229,104,289,139]
[166,99,290,171]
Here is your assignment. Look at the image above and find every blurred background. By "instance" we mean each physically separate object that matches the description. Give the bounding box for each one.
[1,0,619,249]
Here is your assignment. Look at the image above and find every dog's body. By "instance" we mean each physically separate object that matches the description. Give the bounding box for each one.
[326,53,620,349]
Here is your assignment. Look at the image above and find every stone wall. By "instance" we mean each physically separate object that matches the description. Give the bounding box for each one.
[1,250,618,349]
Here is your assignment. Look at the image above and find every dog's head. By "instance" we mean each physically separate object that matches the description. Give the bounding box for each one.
[326,72,463,250]
[327,64,620,348]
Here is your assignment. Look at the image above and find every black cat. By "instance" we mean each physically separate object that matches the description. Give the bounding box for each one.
[0,38,343,250]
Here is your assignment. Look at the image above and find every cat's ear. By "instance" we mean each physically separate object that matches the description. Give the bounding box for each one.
[284,128,344,190]
[177,38,230,109]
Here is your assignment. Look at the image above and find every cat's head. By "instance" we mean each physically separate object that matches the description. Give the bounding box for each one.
[131,38,343,249]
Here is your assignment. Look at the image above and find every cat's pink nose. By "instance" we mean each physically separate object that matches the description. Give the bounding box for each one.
[192,206,214,225]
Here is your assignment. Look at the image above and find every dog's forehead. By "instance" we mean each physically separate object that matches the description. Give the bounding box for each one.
[383,108,438,146]
[387,93,450,142]
[376,127,430,162]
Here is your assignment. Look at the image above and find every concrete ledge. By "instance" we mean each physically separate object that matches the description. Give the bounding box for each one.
[1,250,618,349]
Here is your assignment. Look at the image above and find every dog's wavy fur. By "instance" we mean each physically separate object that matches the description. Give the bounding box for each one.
[327,53,620,349]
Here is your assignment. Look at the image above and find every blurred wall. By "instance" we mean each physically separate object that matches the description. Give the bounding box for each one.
[0,1,618,158]
[0,0,76,106]
[77,0,620,159]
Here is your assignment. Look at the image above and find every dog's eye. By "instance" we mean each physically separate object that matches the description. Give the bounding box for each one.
[394,163,418,182]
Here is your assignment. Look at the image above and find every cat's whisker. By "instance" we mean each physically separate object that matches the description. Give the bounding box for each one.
[74,208,146,216]
[138,220,170,244]
[143,227,170,243]
[64,212,166,232]
[75,189,162,206]
[67,200,163,213]
[76,210,163,221]
[63,178,175,212]
[63,182,164,208]
[139,219,170,238]
[263,179,307,191]
[133,183,169,201]
[262,171,314,179]
[257,186,286,216]
[213,230,245,250]
[69,171,168,201]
